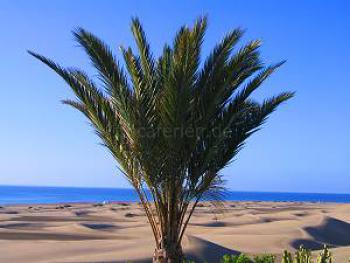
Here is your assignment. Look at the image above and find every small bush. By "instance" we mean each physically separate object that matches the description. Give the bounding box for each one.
[294,245,313,262]
[254,254,275,263]
[221,253,250,263]
[280,245,333,263]
[281,250,293,263]
[316,245,333,263]
[160,244,336,263]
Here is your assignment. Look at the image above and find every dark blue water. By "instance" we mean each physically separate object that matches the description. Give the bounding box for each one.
[1,185,350,205]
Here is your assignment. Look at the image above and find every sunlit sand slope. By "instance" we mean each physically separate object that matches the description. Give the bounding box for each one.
[0,202,349,262]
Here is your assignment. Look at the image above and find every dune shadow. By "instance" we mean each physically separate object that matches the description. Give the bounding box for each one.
[0,210,18,214]
[73,236,241,263]
[0,231,115,241]
[186,235,241,262]
[81,223,118,230]
[72,261,144,263]
[290,239,324,250]
[291,216,350,250]
[304,217,350,246]
[74,210,91,216]
[73,258,150,263]
[0,223,33,229]
[294,212,309,217]
[190,221,227,227]
[13,215,85,222]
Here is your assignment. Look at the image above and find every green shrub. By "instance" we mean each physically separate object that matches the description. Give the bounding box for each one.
[140,244,337,263]
[254,253,275,263]
[316,245,332,263]
[280,245,333,263]
[293,245,313,263]
[221,253,251,263]
[281,250,293,263]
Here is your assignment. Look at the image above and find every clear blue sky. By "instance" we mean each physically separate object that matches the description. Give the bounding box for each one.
[1,0,349,193]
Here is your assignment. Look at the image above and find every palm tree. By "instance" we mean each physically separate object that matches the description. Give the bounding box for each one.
[29,16,293,263]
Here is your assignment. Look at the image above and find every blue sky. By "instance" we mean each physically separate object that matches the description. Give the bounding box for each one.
[0,1,349,193]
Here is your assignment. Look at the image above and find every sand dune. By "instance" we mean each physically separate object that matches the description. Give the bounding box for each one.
[185,235,241,262]
[0,231,116,241]
[304,216,350,246]
[0,202,349,262]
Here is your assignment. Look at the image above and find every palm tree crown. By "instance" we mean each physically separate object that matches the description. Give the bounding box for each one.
[29,16,293,262]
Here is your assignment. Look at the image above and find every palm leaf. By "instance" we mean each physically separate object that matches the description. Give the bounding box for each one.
[30,17,294,261]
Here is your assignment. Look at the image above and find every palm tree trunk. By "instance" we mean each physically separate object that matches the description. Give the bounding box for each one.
[153,242,184,263]
[153,207,184,263]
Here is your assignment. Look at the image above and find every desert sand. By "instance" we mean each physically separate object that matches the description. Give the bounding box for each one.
[0,201,349,262]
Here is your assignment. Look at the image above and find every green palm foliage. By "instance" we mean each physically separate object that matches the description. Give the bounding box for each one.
[29,16,293,262]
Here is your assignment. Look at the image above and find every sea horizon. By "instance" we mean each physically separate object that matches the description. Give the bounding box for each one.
[1,185,350,205]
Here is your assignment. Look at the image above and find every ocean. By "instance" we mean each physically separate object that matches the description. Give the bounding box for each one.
[1,185,350,205]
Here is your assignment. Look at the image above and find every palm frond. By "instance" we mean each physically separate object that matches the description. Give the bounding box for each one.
[30,17,294,257]
[131,17,155,84]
